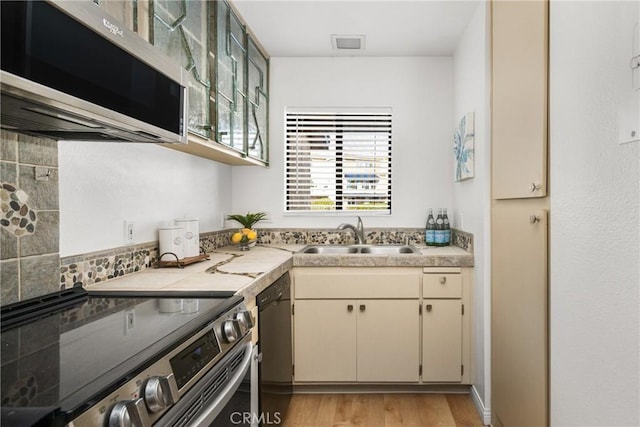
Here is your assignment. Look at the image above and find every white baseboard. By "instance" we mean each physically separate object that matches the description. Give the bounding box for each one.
[471,385,492,426]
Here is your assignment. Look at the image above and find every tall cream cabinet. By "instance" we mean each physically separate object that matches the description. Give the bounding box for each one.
[491,1,550,426]
[492,0,548,200]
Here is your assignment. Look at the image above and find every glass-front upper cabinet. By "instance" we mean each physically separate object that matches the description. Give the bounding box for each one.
[247,36,269,163]
[147,0,269,165]
[152,0,211,138]
[216,0,247,153]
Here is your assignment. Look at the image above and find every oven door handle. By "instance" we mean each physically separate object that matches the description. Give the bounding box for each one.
[189,342,253,426]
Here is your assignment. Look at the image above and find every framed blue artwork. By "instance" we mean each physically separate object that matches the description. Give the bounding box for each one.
[454,112,475,181]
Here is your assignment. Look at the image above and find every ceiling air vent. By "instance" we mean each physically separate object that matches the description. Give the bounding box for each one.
[331,35,366,51]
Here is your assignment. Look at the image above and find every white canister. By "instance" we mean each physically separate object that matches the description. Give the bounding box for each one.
[159,226,185,261]
[175,218,200,258]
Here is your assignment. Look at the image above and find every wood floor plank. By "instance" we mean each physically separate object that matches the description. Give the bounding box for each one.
[331,393,355,426]
[283,393,484,427]
[351,394,385,426]
[445,394,485,427]
[384,394,421,426]
[414,394,457,426]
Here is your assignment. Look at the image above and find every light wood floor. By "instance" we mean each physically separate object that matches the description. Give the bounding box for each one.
[282,393,485,427]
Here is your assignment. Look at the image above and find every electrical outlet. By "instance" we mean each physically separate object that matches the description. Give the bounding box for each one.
[124,221,135,244]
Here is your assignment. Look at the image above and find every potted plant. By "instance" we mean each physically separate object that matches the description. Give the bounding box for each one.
[226,212,268,250]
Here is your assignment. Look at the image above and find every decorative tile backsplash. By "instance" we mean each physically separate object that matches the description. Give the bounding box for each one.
[60,230,232,290]
[61,227,472,290]
[1,130,60,305]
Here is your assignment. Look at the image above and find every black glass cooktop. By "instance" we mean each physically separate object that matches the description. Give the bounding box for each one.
[0,288,238,426]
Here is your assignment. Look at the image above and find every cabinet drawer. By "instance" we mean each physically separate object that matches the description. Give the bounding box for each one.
[294,268,420,299]
[423,274,462,298]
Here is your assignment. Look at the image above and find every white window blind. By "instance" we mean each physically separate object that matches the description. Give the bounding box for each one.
[285,109,392,213]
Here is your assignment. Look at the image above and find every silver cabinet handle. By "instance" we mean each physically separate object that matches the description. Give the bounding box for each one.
[359,304,366,312]
[439,276,447,284]
[347,304,353,312]
[529,182,541,192]
[529,215,541,224]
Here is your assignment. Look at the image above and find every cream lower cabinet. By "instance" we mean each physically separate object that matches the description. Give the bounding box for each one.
[422,268,471,384]
[293,268,420,383]
[293,299,358,382]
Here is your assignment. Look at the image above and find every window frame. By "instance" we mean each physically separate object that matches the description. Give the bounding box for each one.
[284,108,392,215]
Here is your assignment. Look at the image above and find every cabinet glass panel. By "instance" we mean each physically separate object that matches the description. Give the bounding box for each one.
[216,0,246,152]
[247,37,268,162]
[96,0,136,32]
[216,2,233,100]
[217,96,232,147]
[153,0,210,138]
[233,94,246,151]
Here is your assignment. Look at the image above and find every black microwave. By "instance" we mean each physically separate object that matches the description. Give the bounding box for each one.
[0,0,188,144]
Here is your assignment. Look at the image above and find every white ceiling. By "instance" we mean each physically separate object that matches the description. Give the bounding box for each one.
[232,0,482,57]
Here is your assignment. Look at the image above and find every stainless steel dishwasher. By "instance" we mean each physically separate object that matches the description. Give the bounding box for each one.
[257,272,292,425]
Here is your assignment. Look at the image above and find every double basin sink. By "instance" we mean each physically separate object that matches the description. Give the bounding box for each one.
[298,244,418,255]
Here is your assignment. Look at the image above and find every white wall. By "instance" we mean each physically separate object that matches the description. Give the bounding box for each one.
[452,2,491,419]
[59,142,232,256]
[232,56,454,228]
[550,2,640,425]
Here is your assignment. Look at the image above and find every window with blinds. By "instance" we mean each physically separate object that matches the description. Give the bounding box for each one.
[285,109,392,213]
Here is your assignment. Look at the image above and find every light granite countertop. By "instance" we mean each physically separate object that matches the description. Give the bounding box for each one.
[87,244,473,303]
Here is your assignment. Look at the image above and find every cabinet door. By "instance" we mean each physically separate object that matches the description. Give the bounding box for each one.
[153,0,210,137]
[422,299,462,382]
[247,36,269,163]
[492,0,548,199]
[293,300,356,382]
[216,1,246,152]
[492,203,548,427]
[357,300,420,382]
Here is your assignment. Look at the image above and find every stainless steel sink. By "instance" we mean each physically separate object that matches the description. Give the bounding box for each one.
[298,244,418,255]
[358,245,417,254]
[298,245,359,254]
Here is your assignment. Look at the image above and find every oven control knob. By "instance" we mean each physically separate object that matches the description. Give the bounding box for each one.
[108,398,150,427]
[222,319,240,343]
[234,311,253,334]
[144,373,179,413]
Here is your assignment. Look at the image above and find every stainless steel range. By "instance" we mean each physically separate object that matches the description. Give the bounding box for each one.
[0,288,256,427]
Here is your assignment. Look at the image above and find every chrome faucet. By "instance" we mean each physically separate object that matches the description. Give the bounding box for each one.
[337,216,365,244]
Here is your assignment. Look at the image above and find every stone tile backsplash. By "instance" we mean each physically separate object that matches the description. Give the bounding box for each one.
[60,227,472,290]
[1,130,60,306]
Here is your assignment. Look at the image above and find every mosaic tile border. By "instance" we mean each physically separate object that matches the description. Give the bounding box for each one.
[256,227,473,252]
[61,228,472,290]
[60,230,233,290]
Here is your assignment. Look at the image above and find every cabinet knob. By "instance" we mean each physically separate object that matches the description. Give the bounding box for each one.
[439,276,447,284]
[347,304,353,312]
[529,215,541,224]
[426,304,433,312]
[359,304,366,312]
[529,182,541,192]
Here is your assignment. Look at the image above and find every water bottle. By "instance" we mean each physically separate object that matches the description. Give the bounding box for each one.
[443,208,451,246]
[425,209,436,246]
[435,209,445,246]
